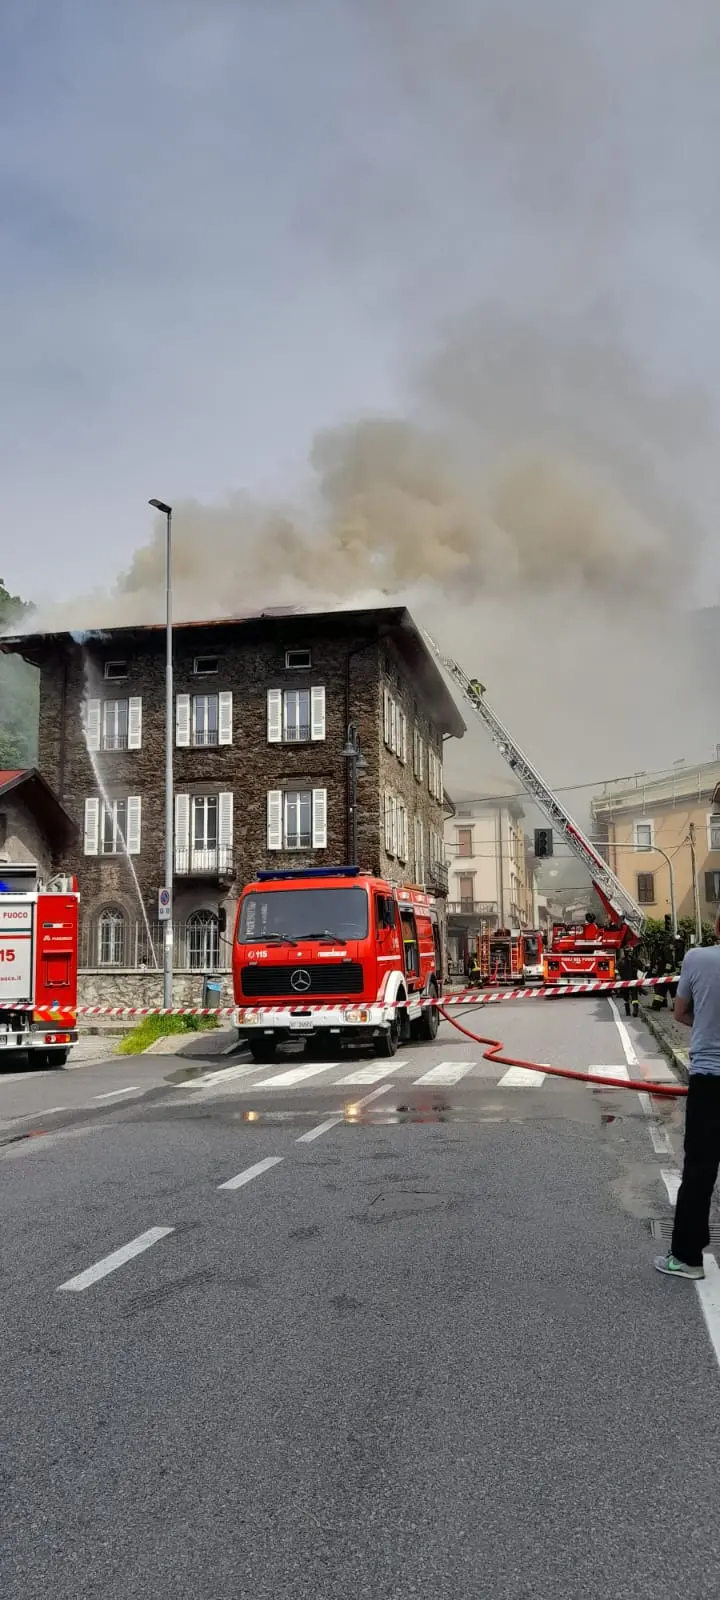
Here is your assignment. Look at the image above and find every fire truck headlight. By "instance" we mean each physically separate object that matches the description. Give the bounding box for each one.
[237,1007,262,1024]
[344,1006,370,1024]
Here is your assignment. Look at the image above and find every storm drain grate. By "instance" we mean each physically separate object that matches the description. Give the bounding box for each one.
[649,1218,720,1244]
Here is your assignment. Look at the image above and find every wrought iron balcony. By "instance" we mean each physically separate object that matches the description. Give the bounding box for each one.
[447,899,498,918]
[174,845,234,877]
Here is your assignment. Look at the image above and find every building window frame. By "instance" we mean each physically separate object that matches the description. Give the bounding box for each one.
[633,819,655,851]
[97,907,127,966]
[457,826,473,858]
[707,813,720,853]
[636,872,656,905]
[186,909,220,971]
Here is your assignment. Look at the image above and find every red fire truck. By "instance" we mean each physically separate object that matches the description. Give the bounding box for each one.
[0,861,79,1064]
[233,866,443,1061]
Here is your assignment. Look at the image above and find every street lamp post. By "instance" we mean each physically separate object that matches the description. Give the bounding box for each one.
[149,498,173,1007]
[636,841,678,936]
[342,725,367,866]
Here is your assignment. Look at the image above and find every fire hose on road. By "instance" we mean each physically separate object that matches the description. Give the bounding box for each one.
[438,1004,688,1099]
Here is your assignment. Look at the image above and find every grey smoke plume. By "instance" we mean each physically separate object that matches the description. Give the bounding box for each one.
[13,0,720,788]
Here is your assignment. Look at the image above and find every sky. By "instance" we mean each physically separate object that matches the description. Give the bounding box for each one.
[2,0,720,782]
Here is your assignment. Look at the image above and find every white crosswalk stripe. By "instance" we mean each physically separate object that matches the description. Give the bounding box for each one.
[497,1066,547,1088]
[333,1061,406,1085]
[251,1063,340,1089]
[413,1061,477,1085]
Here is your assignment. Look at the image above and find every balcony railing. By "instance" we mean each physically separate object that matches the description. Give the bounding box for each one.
[174,845,234,876]
[447,900,498,918]
[426,859,449,895]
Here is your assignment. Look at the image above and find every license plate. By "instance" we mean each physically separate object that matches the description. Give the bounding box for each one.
[289,1018,314,1031]
[0,1036,7,1047]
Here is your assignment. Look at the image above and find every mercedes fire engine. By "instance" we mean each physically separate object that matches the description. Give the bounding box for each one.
[0,861,79,1063]
[233,867,443,1060]
[421,633,645,983]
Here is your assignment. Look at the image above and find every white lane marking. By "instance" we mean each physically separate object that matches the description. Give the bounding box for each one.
[588,1063,629,1082]
[252,1064,338,1089]
[353,1085,394,1108]
[334,1060,406,1086]
[218,1155,284,1191]
[93,1086,139,1101]
[498,1066,546,1088]
[57,1227,173,1292]
[608,998,639,1066]
[413,1060,476,1085]
[296,1116,344,1143]
[639,1102,673,1154]
[660,1168,681,1206]
[697,1255,720,1370]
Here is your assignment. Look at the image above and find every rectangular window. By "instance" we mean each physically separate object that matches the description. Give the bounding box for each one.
[413,728,424,781]
[193,656,218,676]
[457,827,473,857]
[705,871,720,903]
[102,798,127,854]
[102,699,129,751]
[266,789,327,850]
[192,694,219,747]
[192,794,218,853]
[104,660,128,681]
[636,872,655,904]
[708,814,720,852]
[457,873,474,909]
[285,648,311,670]
[267,686,326,742]
[633,820,654,850]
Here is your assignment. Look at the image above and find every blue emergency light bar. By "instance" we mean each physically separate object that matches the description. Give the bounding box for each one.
[256,866,362,881]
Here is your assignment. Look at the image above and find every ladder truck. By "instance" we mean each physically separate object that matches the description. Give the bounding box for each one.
[422,632,645,985]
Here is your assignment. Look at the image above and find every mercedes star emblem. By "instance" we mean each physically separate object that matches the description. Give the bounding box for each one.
[290,969,312,992]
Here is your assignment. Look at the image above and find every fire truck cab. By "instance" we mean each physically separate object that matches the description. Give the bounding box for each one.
[0,860,79,1064]
[543,920,621,984]
[233,866,443,1062]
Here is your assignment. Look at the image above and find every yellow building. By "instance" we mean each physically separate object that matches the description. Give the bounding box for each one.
[592,760,720,929]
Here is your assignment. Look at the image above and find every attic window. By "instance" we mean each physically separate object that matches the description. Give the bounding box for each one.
[104,660,128,681]
[193,655,219,676]
[285,648,311,670]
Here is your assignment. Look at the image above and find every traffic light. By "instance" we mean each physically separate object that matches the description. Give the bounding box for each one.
[534,829,553,858]
[664,914,672,933]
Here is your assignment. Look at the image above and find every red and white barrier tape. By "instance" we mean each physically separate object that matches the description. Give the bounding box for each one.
[35,975,676,1021]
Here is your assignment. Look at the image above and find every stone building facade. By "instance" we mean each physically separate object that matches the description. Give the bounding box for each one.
[0,768,76,880]
[4,606,464,975]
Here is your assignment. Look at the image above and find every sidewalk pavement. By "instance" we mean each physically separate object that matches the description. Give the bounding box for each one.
[639,995,689,1083]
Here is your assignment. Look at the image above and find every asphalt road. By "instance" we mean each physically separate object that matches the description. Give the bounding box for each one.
[2,997,720,1599]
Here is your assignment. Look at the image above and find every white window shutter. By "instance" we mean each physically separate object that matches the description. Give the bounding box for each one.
[84,699,101,753]
[414,817,425,883]
[126,796,142,856]
[176,693,191,747]
[417,736,424,783]
[312,788,327,849]
[267,790,283,850]
[127,696,142,750]
[390,699,397,754]
[218,692,233,746]
[174,792,190,871]
[218,791,233,849]
[310,686,326,741]
[267,689,283,744]
[437,759,443,802]
[398,712,407,764]
[397,804,407,862]
[383,689,391,746]
[83,797,100,856]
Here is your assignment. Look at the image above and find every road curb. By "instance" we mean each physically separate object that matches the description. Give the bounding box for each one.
[641,1006,689,1084]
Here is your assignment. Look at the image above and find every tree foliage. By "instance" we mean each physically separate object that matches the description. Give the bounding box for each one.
[0,579,38,768]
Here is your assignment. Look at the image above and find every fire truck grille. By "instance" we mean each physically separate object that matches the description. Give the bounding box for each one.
[241,963,365,998]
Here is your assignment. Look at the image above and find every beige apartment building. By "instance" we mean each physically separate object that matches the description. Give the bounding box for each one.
[591,759,720,929]
[444,792,537,971]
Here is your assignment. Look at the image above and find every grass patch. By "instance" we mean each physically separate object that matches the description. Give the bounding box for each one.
[116,1013,219,1055]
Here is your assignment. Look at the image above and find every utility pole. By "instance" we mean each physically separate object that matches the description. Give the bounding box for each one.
[688,823,702,944]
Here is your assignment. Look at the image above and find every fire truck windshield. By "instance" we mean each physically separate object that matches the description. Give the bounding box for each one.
[239,886,369,943]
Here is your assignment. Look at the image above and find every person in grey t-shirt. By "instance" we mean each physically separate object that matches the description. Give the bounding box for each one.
[655,911,720,1280]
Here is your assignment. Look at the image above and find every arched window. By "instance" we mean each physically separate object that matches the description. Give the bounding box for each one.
[98,907,126,966]
[187,909,219,971]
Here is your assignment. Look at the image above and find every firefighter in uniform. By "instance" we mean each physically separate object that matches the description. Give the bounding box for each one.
[617,943,641,1018]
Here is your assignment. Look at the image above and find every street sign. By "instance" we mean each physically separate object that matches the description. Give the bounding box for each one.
[158,886,172,922]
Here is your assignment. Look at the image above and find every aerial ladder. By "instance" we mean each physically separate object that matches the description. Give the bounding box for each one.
[422,632,645,942]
